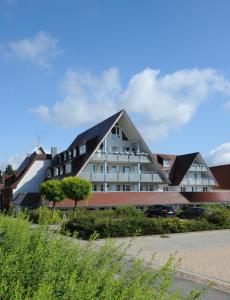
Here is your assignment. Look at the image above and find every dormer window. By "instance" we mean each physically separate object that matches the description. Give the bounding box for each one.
[73,149,77,157]
[79,144,86,155]
[163,159,170,166]
[68,151,72,159]
[65,163,72,174]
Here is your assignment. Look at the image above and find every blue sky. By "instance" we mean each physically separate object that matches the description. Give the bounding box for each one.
[1,0,230,169]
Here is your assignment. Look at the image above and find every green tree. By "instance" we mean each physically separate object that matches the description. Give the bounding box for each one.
[4,164,14,176]
[40,180,65,211]
[61,177,92,211]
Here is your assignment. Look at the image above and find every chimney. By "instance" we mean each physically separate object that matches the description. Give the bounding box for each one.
[51,147,57,158]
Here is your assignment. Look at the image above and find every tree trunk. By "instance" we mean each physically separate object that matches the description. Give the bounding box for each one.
[74,200,78,216]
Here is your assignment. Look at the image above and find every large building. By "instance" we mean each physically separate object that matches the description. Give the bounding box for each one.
[1,110,229,210]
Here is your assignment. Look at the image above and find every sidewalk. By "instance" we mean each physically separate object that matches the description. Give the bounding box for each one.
[95,230,230,291]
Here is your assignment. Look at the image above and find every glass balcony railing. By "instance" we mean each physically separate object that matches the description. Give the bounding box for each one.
[189,166,207,172]
[79,171,162,183]
[90,152,150,163]
[181,179,215,185]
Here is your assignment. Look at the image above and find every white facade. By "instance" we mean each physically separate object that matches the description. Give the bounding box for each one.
[13,160,51,200]
[78,118,167,192]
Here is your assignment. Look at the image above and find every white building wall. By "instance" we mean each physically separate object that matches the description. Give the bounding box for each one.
[13,160,51,199]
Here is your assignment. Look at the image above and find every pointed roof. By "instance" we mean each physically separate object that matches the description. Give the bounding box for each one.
[68,110,123,150]
[65,110,124,176]
[210,164,230,190]
[55,110,168,183]
[169,152,199,185]
[5,147,51,189]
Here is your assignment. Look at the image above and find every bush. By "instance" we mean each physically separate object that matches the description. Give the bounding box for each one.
[28,207,62,225]
[204,209,230,226]
[0,214,200,299]
[115,206,144,217]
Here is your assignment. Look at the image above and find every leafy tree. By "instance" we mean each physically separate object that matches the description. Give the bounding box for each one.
[61,177,92,211]
[0,170,3,184]
[4,164,14,176]
[40,180,65,211]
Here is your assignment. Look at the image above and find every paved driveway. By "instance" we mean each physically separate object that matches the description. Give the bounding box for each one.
[95,230,230,290]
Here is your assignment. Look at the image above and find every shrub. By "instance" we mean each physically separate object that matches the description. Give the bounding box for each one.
[115,206,144,217]
[28,207,62,225]
[204,209,230,226]
[0,214,200,299]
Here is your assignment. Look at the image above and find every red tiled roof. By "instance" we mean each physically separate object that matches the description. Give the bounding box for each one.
[182,191,230,203]
[210,165,230,190]
[50,191,190,208]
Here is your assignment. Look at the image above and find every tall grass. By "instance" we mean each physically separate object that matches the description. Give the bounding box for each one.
[0,214,203,299]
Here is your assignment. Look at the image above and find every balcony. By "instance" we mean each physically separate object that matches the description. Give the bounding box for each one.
[189,166,207,172]
[79,171,162,183]
[181,178,215,186]
[90,152,150,163]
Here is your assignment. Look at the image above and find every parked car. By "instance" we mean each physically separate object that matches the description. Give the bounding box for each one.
[145,205,176,218]
[179,206,206,219]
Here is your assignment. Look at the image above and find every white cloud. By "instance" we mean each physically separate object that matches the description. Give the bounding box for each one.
[33,67,230,141]
[8,31,62,68]
[207,143,230,166]
[34,68,121,127]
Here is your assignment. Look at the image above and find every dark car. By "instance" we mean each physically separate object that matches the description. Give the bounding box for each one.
[145,205,176,218]
[179,206,206,219]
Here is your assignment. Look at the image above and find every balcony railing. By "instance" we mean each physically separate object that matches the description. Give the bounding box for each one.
[189,166,207,172]
[79,171,162,183]
[181,179,215,185]
[90,152,150,163]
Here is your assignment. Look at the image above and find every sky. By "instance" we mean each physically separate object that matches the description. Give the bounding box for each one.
[1,0,230,169]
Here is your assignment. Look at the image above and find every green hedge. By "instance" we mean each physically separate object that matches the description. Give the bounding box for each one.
[63,214,229,239]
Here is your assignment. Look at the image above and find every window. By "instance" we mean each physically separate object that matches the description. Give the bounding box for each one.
[123,147,130,153]
[112,166,117,173]
[122,185,130,191]
[203,187,208,192]
[122,166,130,173]
[65,163,72,174]
[68,151,72,159]
[73,149,77,157]
[181,186,186,192]
[122,130,129,141]
[64,152,67,161]
[111,125,120,139]
[79,144,86,155]
[100,165,104,173]
[163,159,170,166]
[100,184,104,191]
[47,169,51,178]
[92,164,96,173]
[163,187,169,191]
[117,184,120,191]
[60,166,63,175]
[112,146,118,152]
[93,184,97,192]
[53,168,58,176]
